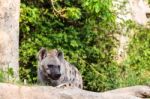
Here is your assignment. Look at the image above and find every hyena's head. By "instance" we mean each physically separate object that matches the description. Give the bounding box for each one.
[37,48,65,80]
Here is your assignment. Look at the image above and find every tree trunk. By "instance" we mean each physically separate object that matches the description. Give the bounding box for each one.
[0,0,20,80]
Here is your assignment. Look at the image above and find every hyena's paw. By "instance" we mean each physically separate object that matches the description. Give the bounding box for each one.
[56,83,74,89]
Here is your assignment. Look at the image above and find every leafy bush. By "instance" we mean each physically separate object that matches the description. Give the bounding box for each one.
[0,68,15,82]
[20,0,120,92]
[20,0,150,92]
[118,24,150,87]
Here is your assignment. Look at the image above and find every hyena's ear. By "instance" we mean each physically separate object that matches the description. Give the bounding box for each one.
[37,47,47,61]
[57,50,64,62]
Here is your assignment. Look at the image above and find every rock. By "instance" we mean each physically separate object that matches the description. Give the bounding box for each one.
[113,0,150,64]
[114,0,150,24]
[0,0,19,79]
[0,83,150,99]
[129,0,150,25]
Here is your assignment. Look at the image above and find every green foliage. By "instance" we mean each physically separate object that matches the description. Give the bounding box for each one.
[148,0,150,4]
[20,0,119,92]
[117,23,150,87]
[65,7,81,20]
[0,70,5,82]
[20,0,150,92]
[0,68,15,82]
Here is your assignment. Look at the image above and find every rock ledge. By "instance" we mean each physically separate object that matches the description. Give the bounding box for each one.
[0,83,150,99]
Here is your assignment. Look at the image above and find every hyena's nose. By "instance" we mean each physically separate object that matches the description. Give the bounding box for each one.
[55,74,61,78]
[48,74,51,77]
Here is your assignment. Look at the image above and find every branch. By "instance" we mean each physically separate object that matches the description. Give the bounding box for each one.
[49,0,67,18]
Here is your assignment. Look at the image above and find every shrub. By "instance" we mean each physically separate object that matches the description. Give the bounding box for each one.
[20,0,120,92]
[119,24,150,87]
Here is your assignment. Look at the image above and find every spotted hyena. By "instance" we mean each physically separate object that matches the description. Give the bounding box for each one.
[37,48,83,88]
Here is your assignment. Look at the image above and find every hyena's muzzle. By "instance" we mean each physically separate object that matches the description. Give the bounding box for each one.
[46,64,61,80]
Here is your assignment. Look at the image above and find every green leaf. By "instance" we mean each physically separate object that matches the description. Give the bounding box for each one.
[70,40,78,47]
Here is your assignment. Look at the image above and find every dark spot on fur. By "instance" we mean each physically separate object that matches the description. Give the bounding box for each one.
[72,78,75,81]
[79,84,81,88]
[69,83,71,86]
[74,71,76,76]
[72,70,74,75]
[70,78,72,81]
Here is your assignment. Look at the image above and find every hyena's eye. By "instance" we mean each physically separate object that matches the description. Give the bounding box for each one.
[48,64,53,68]
[58,65,60,69]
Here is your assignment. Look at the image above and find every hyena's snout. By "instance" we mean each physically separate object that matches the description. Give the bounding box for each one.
[48,66,61,80]
[53,73,61,79]
[50,72,61,80]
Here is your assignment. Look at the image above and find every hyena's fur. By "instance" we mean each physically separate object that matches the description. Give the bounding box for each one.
[37,48,83,88]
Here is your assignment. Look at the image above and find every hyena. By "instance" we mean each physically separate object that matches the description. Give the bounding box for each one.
[37,48,83,88]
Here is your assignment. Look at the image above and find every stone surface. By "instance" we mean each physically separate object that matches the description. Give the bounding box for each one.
[113,0,150,63]
[129,0,150,24]
[0,83,150,99]
[0,0,20,79]
[114,0,150,24]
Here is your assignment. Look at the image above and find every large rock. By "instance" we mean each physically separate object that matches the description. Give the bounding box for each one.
[0,0,19,79]
[114,0,150,24]
[0,83,150,99]
[113,0,150,64]
[128,0,150,24]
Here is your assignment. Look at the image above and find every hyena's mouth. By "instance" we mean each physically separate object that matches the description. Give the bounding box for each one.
[49,74,61,80]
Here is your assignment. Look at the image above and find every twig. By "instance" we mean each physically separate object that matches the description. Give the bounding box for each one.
[49,0,67,18]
